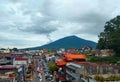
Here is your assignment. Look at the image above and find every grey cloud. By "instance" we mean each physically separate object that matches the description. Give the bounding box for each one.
[7,0,60,35]
[80,12,108,23]
[72,12,110,35]
[1,0,120,48]
[0,36,24,46]
[17,10,59,35]
[18,20,59,35]
[19,25,57,35]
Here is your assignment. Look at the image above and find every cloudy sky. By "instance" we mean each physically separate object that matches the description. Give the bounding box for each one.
[0,0,120,48]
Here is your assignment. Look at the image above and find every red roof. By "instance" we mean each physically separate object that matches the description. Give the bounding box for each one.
[15,57,28,61]
[64,54,86,61]
[0,65,16,69]
[55,59,67,66]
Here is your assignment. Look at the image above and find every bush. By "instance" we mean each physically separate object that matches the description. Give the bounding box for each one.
[89,56,120,63]
[105,75,120,81]
[94,74,104,81]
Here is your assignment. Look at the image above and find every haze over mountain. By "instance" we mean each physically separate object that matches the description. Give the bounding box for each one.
[26,36,97,50]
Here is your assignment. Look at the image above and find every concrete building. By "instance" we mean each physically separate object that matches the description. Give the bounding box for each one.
[66,63,81,82]
[0,65,17,82]
[0,48,10,54]
[66,62,120,82]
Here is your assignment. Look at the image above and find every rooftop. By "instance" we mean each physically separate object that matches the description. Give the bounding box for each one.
[15,57,28,61]
[0,65,16,69]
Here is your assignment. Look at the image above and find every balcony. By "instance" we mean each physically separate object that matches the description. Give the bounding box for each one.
[66,70,76,78]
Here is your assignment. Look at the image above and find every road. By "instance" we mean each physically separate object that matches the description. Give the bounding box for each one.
[29,57,54,82]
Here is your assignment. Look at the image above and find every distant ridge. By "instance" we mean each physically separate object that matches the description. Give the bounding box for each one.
[26,35,97,50]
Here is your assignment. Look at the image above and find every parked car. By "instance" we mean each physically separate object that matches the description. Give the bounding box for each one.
[38,73,42,78]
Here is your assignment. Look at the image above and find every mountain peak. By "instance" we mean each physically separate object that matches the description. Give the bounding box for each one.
[61,35,81,40]
[27,35,97,50]
[64,35,78,38]
[61,35,85,41]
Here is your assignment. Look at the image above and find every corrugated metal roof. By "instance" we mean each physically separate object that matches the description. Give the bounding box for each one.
[0,65,16,69]
[15,57,28,61]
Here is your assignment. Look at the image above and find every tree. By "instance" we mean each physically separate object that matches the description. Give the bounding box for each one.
[97,32,106,49]
[12,48,18,52]
[49,62,58,73]
[97,15,120,56]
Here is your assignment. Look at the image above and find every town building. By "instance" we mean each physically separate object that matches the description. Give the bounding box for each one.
[66,62,81,82]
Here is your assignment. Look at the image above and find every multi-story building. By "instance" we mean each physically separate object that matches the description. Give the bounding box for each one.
[0,65,18,82]
[66,62,120,82]
[66,62,81,82]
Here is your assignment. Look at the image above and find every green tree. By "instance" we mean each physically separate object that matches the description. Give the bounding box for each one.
[48,62,58,73]
[97,32,106,49]
[97,15,120,56]
[12,48,18,52]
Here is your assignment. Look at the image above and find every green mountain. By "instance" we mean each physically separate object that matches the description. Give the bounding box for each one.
[26,35,97,50]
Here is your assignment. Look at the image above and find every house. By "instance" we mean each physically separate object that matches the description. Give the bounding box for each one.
[100,49,115,57]
[94,49,115,57]
[0,48,10,54]
[0,65,18,82]
[80,46,93,53]
[0,58,12,65]
[13,57,29,66]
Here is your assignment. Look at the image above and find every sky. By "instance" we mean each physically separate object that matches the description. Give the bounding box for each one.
[0,0,120,49]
